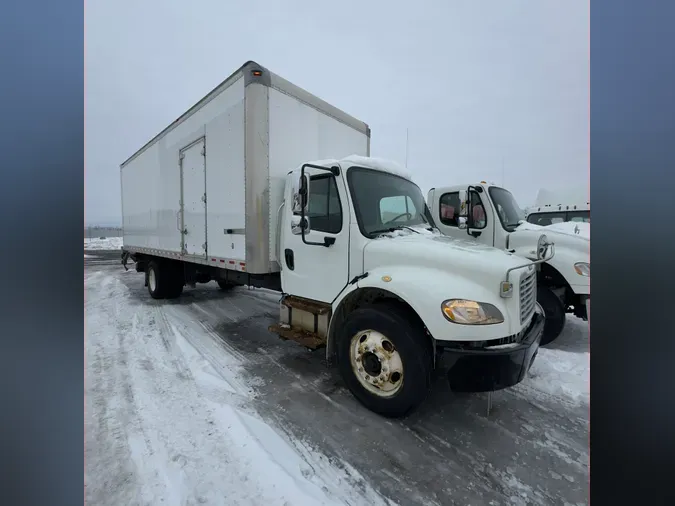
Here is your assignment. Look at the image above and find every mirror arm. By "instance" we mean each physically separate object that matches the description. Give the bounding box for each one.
[503,243,556,283]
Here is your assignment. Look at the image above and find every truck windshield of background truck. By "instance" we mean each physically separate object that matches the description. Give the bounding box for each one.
[527,210,590,225]
[347,167,435,238]
[488,186,526,232]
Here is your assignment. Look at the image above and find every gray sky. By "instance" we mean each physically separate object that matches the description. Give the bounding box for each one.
[85,0,589,225]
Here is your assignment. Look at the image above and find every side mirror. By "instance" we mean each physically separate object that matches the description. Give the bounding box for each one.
[457,190,468,218]
[457,217,467,230]
[536,233,554,260]
[292,174,310,214]
[291,216,310,236]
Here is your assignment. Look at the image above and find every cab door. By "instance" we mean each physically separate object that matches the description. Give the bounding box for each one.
[280,166,351,303]
[433,187,496,248]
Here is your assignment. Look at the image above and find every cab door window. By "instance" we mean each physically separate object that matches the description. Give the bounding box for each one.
[438,191,486,229]
[300,174,343,234]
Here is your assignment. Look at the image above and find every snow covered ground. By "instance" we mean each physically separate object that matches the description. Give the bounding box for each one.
[85,268,390,506]
[85,258,589,506]
[85,236,123,250]
[521,323,589,406]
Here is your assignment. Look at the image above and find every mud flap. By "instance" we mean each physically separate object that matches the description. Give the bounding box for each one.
[121,250,130,271]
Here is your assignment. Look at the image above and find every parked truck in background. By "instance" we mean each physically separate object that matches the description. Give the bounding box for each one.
[120,61,551,417]
[526,187,590,225]
[427,182,590,346]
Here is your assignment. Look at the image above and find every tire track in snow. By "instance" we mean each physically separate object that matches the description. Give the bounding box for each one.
[107,268,589,505]
[87,272,393,506]
[163,288,587,505]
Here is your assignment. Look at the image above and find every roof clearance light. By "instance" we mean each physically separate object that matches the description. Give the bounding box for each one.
[252,70,262,76]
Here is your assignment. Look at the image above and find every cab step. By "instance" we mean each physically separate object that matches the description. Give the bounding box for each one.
[281,295,331,315]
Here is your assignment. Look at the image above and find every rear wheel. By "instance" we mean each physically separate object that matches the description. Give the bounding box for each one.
[336,302,433,418]
[165,270,184,299]
[147,261,166,299]
[147,260,183,299]
[537,285,566,346]
[217,280,234,291]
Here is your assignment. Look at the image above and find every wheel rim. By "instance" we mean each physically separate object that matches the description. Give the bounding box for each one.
[149,268,157,292]
[349,329,404,397]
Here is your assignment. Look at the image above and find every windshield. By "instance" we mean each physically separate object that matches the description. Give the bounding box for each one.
[347,167,434,237]
[527,210,590,225]
[488,186,525,232]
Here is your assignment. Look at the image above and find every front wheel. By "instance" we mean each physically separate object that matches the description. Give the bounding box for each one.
[537,286,566,346]
[336,303,433,418]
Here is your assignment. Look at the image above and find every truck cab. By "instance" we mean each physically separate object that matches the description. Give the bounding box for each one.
[427,183,590,346]
[526,187,590,226]
[274,158,552,417]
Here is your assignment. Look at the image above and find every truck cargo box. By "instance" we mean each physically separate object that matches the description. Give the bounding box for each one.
[121,61,370,274]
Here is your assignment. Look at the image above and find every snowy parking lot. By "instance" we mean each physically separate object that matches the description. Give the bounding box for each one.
[85,251,589,506]
[84,236,123,251]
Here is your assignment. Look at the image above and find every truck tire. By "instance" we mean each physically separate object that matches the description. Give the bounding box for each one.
[217,280,234,291]
[336,302,433,418]
[165,273,184,299]
[146,260,167,299]
[537,285,566,346]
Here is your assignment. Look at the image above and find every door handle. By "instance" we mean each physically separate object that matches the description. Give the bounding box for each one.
[284,249,295,270]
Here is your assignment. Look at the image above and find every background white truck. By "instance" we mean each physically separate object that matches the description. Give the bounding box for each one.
[526,186,590,225]
[427,183,590,345]
[120,61,550,417]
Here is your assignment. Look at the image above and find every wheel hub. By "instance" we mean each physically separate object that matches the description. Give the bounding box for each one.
[362,352,382,376]
[350,330,404,398]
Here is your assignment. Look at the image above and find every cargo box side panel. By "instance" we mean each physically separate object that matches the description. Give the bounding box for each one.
[162,77,247,262]
[122,142,181,253]
[201,86,246,263]
[122,76,246,259]
[267,87,369,266]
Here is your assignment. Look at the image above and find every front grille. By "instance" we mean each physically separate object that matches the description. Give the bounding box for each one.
[519,270,537,324]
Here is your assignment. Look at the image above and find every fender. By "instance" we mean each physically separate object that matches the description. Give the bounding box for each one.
[509,232,590,296]
[326,265,522,364]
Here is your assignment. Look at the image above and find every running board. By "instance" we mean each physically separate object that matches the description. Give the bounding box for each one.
[281,295,331,315]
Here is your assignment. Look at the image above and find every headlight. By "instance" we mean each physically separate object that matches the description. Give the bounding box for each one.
[574,262,590,277]
[441,299,504,325]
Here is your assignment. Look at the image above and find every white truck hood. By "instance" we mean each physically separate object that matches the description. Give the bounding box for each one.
[511,222,590,257]
[363,230,531,284]
[510,222,590,295]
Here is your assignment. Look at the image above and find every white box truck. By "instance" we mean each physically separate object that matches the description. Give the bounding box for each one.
[427,182,590,346]
[121,61,550,417]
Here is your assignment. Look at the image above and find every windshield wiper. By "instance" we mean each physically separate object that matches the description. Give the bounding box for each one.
[372,225,421,236]
[418,213,435,231]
